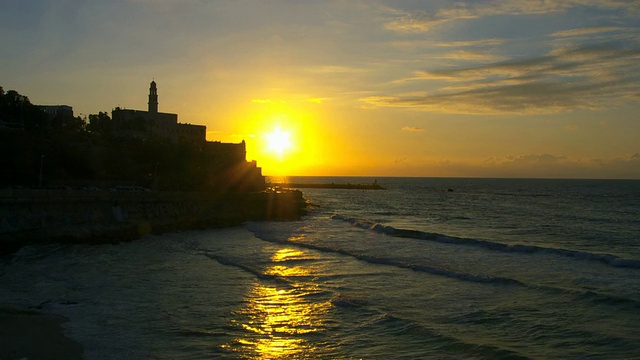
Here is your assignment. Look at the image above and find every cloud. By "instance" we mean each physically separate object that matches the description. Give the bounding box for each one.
[391,38,505,50]
[401,126,424,132]
[462,153,639,178]
[361,42,640,114]
[307,97,326,104]
[383,3,551,33]
[383,2,639,33]
[434,50,506,63]
[490,153,640,178]
[384,11,449,33]
[384,151,640,178]
[549,26,627,38]
[504,153,567,164]
[436,39,506,48]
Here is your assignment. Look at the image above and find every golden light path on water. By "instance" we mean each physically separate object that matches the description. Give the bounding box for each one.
[226,248,333,359]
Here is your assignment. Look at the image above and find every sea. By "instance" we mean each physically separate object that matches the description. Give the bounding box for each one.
[1,177,639,359]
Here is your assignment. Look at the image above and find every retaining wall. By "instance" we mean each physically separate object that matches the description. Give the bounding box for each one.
[0,188,306,253]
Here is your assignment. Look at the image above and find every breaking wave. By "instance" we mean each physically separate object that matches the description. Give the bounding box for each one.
[331,214,640,269]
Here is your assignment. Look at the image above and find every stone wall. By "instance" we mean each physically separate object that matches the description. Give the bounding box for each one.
[0,188,307,254]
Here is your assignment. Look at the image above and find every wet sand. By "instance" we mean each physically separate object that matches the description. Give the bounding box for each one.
[0,307,83,359]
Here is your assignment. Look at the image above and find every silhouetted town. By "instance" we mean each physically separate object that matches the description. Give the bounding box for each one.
[0,81,264,192]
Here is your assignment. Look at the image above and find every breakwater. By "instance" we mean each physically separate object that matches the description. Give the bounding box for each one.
[0,188,307,254]
[269,182,385,190]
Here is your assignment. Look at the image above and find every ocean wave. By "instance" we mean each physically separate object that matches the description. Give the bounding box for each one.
[203,253,290,283]
[246,221,640,310]
[246,226,523,287]
[328,294,531,359]
[357,312,531,359]
[577,290,640,311]
[330,294,370,309]
[331,214,640,269]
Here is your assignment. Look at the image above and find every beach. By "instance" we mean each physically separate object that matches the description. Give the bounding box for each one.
[0,307,83,359]
[0,177,638,358]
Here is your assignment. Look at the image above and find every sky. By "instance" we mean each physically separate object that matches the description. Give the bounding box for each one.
[2,0,639,178]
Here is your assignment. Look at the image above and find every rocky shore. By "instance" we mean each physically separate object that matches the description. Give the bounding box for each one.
[0,188,308,255]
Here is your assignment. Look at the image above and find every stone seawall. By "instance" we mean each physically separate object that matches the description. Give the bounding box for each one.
[0,188,307,254]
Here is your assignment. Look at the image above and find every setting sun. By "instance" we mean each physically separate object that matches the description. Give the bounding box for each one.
[265,127,292,157]
[239,108,329,176]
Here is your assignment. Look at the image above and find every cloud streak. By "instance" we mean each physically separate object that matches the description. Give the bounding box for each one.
[401,126,424,132]
[384,1,639,34]
[362,42,640,114]
[484,152,640,178]
[393,153,640,179]
[549,26,627,38]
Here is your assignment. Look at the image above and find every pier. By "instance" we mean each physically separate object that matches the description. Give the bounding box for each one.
[268,181,385,190]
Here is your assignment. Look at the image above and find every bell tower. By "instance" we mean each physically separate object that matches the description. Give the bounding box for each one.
[148,80,158,113]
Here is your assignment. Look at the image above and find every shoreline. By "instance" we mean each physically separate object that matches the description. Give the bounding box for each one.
[1,188,308,256]
[0,306,83,359]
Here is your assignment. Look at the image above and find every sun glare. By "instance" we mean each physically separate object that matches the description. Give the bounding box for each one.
[265,127,292,156]
[240,108,325,175]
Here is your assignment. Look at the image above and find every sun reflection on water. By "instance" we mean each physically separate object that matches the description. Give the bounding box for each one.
[225,248,332,359]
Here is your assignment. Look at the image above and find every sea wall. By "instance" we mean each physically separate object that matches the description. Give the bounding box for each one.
[0,188,307,254]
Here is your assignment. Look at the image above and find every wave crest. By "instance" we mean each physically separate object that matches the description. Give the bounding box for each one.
[330,214,640,269]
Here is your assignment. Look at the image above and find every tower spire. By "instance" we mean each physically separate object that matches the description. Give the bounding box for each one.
[148,80,158,113]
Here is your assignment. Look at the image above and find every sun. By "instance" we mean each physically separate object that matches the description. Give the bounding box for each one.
[265,126,292,157]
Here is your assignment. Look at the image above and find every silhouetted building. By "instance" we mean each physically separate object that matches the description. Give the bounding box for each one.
[148,80,158,114]
[112,81,264,191]
[39,105,73,121]
[112,81,205,144]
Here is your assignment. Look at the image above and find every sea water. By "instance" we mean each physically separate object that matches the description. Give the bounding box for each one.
[0,177,638,359]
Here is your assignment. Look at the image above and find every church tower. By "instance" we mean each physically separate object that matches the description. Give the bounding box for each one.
[148,80,158,113]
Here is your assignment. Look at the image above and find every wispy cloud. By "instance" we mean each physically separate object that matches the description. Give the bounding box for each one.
[433,50,506,63]
[361,42,640,114]
[503,153,567,164]
[401,126,424,132]
[435,39,506,48]
[383,1,639,33]
[549,26,627,38]
[486,152,640,178]
[391,38,505,49]
[402,153,640,178]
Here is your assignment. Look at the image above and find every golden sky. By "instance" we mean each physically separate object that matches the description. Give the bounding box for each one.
[2,1,639,178]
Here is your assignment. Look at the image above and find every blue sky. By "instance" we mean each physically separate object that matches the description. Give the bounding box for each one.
[2,0,639,177]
